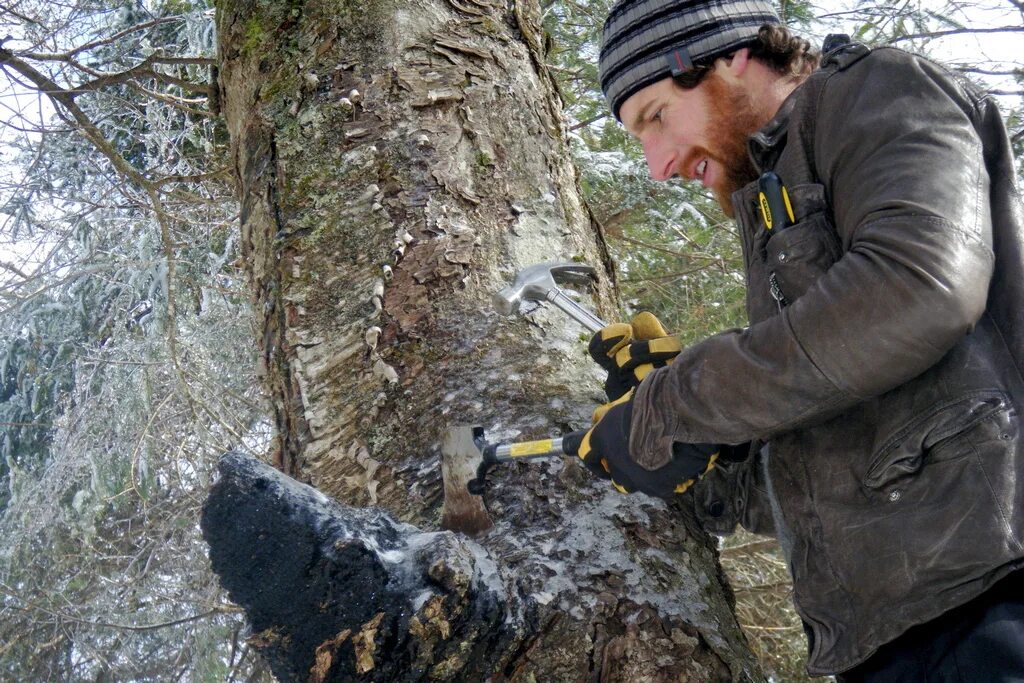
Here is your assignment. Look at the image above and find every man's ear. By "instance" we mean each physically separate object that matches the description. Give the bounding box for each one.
[718,47,751,84]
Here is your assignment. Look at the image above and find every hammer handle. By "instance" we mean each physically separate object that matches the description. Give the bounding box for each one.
[469,430,588,495]
[486,429,587,463]
[546,289,607,333]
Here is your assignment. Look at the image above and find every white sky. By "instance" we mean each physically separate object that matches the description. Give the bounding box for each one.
[809,0,1023,99]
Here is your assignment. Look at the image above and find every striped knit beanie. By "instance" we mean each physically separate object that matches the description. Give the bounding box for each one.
[599,0,781,120]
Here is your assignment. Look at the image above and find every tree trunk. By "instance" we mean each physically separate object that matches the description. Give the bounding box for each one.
[207,0,763,680]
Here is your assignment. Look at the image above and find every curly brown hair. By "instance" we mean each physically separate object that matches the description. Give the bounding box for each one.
[747,23,820,78]
[671,24,819,91]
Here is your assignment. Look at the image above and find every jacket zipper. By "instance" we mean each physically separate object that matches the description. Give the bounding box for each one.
[769,272,790,310]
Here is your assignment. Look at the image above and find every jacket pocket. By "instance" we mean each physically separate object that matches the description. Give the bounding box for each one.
[827,389,1022,658]
[863,390,1008,489]
[764,211,841,306]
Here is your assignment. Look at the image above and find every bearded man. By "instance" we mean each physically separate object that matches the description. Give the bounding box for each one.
[576,1,1024,680]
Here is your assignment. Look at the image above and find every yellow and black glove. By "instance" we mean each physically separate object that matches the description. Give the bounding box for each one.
[587,322,634,402]
[588,312,682,401]
[577,391,719,498]
[577,389,633,479]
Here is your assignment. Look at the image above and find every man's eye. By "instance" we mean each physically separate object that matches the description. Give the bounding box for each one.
[651,109,663,123]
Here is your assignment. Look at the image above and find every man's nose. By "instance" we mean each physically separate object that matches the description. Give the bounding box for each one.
[642,139,678,182]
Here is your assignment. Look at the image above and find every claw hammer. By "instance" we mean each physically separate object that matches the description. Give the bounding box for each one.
[492,262,608,332]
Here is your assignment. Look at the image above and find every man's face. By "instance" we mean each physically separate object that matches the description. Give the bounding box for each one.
[619,69,766,215]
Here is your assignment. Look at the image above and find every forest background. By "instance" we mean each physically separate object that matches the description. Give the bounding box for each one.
[0,0,1021,680]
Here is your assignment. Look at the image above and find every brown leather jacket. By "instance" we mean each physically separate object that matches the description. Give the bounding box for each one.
[630,41,1024,675]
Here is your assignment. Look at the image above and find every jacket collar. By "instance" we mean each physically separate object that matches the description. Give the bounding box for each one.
[746,38,871,174]
[747,86,800,174]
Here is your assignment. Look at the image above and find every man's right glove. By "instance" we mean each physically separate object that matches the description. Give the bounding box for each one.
[589,311,682,401]
[577,389,632,480]
[577,391,719,498]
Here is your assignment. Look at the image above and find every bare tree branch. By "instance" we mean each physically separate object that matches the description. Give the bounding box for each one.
[0,259,29,279]
[22,52,214,99]
[606,228,741,265]
[125,82,211,117]
[1,583,232,633]
[569,111,607,131]
[149,56,215,66]
[952,66,1024,77]
[18,16,184,61]
[152,169,231,187]
[886,25,1024,44]
[622,265,722,282]
[0,2,40,24]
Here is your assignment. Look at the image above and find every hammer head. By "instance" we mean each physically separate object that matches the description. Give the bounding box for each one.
[440,425,494,535]
[493,262,598,316]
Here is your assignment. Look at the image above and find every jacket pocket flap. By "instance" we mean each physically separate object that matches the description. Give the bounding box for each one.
[764,212,842,304]
[765,213,840,264]
[864,391,1007,489]
[784,183,828,222]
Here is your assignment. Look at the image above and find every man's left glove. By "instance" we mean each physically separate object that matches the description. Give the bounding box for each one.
[577,393,719,499]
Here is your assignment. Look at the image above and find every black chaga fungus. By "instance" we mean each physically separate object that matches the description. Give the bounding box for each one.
[201,453,509,682]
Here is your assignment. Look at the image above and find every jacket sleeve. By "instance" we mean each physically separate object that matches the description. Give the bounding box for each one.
[630,49,996,467]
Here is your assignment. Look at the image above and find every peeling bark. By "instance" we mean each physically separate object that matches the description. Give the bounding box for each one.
[211,0,763,679]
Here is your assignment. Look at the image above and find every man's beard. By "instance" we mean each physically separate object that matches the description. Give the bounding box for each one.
[699,73,768,217]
